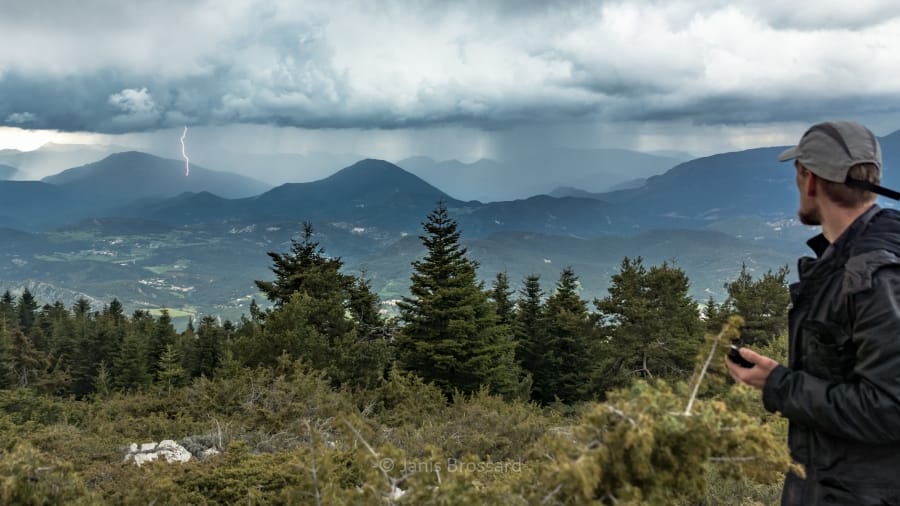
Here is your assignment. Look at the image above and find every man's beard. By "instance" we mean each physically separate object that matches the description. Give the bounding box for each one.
[798,207,821,226]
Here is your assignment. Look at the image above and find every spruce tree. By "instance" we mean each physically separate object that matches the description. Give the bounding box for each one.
[148,311,178,379]
[540,267,595,403]
[193,316,224,378]
[156,344,186,393]
[2,328,48,389]
[515,274,547,388]
[348,274,385,330]
[487,272,515,326]
[253,221,386,351]
[16,288,38,333]
[255,222,350,308]
[112,330,151,392]
[93,361,112,399]
[0,291,16,329]
[397,202,520,398]
[69,298,97,397]
[245,226,392,384]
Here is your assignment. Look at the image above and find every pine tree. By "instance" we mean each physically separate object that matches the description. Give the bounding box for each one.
[255,222,350,308]
[2,328,49,389]
[723,264,790,347]
[112,330,150,392]
[515,274,546,388]
[148,311,178,379]
[156,344,186,393]
[193,316,224,377]
[93,361,112,399]
[595,257,704,394]
[93,300,126,373]
[348,274,385,330]
[540,267,595,403]
[69,298,97,397]
[0,291,16,329]
[487,272,515,326]
[703,295,726,333]
[251,222,388,373]
[16,288,38,333]
[397,202,520,398]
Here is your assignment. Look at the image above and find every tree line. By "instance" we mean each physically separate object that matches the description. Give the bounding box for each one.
[0,202,791,404]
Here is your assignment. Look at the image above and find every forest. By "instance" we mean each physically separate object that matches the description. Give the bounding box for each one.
[0,202,797,505]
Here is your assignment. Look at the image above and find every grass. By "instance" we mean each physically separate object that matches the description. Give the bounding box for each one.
[146,308,196,318]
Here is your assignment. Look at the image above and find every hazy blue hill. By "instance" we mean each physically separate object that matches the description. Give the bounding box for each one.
[0,143,128,180]
[398,148,683,202]
[396,157,508,201]
[547,186,597,199]
[507,147,683,192]
[190,149,363,186]
[0,181,89,230]
[0,227,42,250]
[581,130,900,227]
[121,191,246,225]
[42,151,271,202]
[0,164,18,180]
[117,159,462,229]
[456,195,620,236]
[58,217,174,235]
[878,129,900,190]
[247,159,463,227]
[589,147,796,226]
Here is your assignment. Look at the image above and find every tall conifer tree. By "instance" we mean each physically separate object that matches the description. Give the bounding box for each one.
[487,272,515,327]
[397,202,520,398]
[515,274,546,378]
[538,267,595,403]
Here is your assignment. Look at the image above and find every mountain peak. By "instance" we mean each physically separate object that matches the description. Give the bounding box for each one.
[40,150,270,201]
[326,159,441,191]
[335,158,410,175]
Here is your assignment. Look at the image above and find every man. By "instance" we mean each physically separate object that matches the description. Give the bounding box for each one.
[726,121,900,505]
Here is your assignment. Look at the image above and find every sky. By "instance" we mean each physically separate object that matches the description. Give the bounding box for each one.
[2,0,900,164]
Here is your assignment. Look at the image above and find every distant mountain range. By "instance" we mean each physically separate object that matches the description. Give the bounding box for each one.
[0,136,890,236]
[397,148,687,201]
[0,164,18,180]
[0,142,687,202]
[0,142,127,180]
[4,130,900,323]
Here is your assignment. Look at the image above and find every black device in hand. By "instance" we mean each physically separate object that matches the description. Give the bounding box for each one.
[727,345,755,368]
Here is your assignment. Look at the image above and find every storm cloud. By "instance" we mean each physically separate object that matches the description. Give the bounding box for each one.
[2,0,900,133]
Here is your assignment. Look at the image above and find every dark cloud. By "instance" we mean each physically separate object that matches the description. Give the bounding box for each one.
[1,1,899,134]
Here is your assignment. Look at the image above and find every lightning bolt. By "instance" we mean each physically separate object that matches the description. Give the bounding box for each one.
[180,126,190,176]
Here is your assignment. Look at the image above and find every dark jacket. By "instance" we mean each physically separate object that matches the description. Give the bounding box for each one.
[763,205,900,505]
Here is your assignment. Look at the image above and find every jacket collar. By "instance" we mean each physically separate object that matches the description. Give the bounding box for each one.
[799,204,881,278]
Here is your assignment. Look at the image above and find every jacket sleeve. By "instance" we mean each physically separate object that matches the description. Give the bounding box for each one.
[762,268,900,444]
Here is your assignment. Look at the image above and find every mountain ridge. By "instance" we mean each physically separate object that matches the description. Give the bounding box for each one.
[43,151,271,201]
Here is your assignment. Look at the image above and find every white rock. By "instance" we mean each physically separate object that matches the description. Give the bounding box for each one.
[126,440,192,467]
[390,486,406,500]
[155,440,192,464]
[132,453,160,466]
[199,448,221,459]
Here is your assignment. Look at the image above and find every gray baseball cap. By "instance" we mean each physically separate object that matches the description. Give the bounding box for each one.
[778,121,882,182]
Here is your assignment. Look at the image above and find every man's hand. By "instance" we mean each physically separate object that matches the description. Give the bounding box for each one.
[725,347,780,390]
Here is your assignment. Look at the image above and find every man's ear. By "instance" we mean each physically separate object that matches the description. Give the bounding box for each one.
[806,172,817,197]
